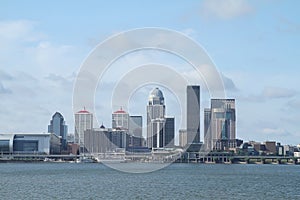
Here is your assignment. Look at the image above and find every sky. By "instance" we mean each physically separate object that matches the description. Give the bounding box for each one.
[0,0,300,145]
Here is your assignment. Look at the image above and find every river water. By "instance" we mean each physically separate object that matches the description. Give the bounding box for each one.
[0,163,299,199]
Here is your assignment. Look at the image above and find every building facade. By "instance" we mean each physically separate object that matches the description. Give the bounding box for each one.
[112,108,129,130]
[48,112,68,150]
[186,85,200,144]
[74,109,93,150]
[84,128,129,153]
[164,117,175,147]
[179,129,187,147]
[204,99,236,151]
[129,115,143,147]
[204,108,212,150]
[0,133,61,154]
[147,88,165,148]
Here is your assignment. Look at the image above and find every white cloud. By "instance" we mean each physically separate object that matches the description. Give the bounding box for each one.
[286,99,300,111]
[239,86,297,102]
[261,128,290,136]
[200,0,253,20]
[182,69,238,92]
[0,82,11,94]
[262,87,297,99]
[0,20,83,133]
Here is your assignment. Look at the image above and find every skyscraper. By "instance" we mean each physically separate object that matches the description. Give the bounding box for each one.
[204,99,236,151]
[48,112,68,150]
[186,85,200,144]
[165,117,175,147]
[129,115,142,138]
[147,88,165,148]
[112,108,129,130]
[74,108,93,150]
[204,108,211,150]
[151,118,165,148]
[129,115,143,147]
[149,117,175,148]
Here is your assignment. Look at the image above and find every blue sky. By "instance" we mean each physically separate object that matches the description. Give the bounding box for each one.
[0,0,300,145]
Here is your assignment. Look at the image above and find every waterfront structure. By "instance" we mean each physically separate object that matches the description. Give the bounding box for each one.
[129,115,143,147]
[48,112,68,150]
[186,85,200,144]
[204,99,236,151]
[74,108,93,149]
[112,108,129,130]
[0,133,61,154]
[147,88,165,148]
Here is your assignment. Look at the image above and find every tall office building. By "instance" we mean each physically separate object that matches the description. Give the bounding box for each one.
[151,118,165,148]
[48,112,68,150]
[129,115,143,147]
[164,117,175,147]
[186,85,200,144]
[204,99,236,151]
[112,108,129,130]
[74,108,93,149]
[147,88,166,148]
[129,116,142,137]
[204,108,211,150]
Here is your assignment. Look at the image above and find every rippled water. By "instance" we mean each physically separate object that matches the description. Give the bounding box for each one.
[0,163,299,199]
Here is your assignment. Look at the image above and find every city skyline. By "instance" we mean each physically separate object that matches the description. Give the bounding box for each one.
[0,1,299,145]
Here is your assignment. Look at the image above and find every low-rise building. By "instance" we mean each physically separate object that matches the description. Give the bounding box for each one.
[0,133,61,154]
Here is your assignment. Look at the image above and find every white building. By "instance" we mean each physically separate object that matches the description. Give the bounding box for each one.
[74,109,93,148]
[147,88,166,148]
[112,108,129,130]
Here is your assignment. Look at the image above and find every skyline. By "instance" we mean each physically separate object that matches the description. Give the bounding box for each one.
[0,1,299,145]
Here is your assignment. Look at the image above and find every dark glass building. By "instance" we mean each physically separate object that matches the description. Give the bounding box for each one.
[48,112,68,150]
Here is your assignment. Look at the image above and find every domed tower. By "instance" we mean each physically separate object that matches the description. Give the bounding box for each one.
[147,87,166,148]
[148,87,164,105]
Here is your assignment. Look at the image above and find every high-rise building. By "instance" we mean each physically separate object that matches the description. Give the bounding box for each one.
[186,85,200,144]
[129,116,142,137]
[129,115,143,147]
[204,99,236,151]
[84,128,127,153]
[147,88,165,148]
[74,108,93,150]
[164,117,175,147]
[48,112,68,150]
[204,108,211,150]
[112,108,129,130]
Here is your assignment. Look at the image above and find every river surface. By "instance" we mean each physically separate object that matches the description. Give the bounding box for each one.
[0,163,299,199]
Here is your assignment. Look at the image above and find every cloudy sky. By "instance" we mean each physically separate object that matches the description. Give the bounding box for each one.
[0,0,299,145]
